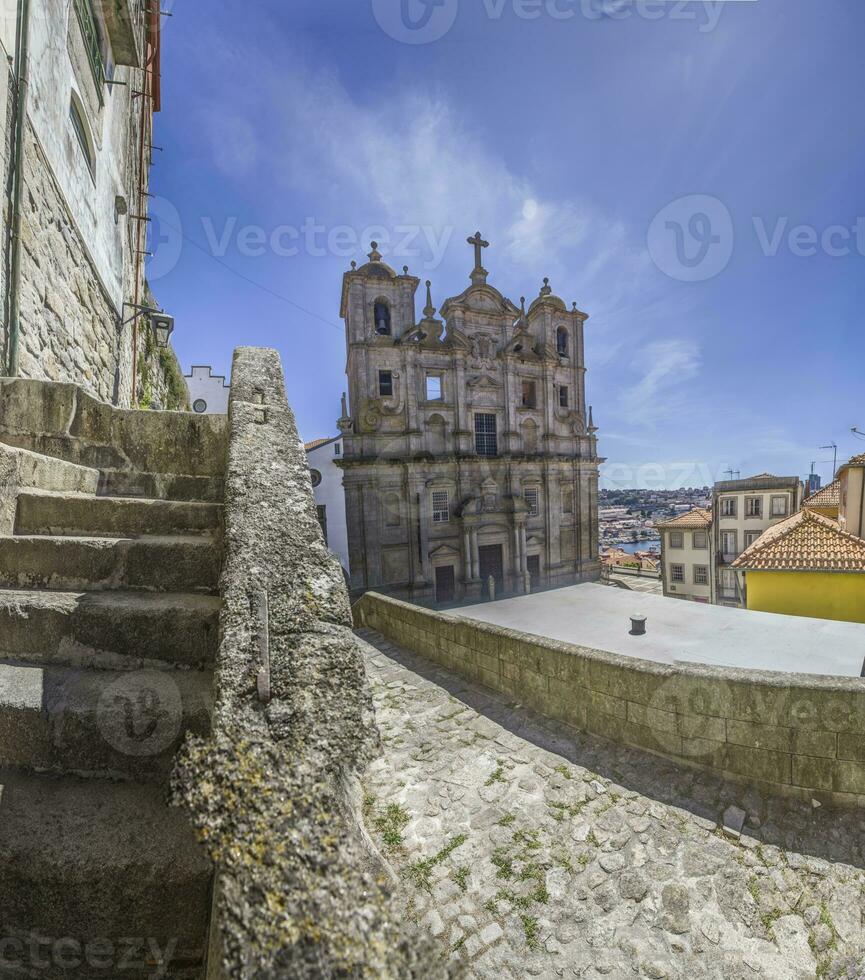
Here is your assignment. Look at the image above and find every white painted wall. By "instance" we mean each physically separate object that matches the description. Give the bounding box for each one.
[185,365,230,415]
[661,528,713,603]
[1,0,16,54]
[306,438,349,575]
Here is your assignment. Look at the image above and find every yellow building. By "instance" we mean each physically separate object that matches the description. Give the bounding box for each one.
[733,498,865,625]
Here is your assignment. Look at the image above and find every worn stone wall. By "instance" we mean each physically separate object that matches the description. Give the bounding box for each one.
[14,124,128,402]
[170,348,453,979]
[355,592,865,808]
[1,1,184,409]
[0,50,13,368]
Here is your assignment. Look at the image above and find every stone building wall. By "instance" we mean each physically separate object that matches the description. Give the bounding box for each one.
[1,0,184,410]
[14,124,129,403]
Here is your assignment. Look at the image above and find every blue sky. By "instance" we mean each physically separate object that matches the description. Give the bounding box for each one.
[150,0,865,489]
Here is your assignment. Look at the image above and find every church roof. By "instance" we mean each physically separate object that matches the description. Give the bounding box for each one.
[304,436,339,453]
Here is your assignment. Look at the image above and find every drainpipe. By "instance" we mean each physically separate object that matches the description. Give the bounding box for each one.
[5,0,32,376]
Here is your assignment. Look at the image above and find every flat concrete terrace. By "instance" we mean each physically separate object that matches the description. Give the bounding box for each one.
[455,583,865,678]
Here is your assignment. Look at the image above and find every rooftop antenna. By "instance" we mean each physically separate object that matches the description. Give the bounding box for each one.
[852,427,865,441]
[820,443,838,478]
[724,468,740,481]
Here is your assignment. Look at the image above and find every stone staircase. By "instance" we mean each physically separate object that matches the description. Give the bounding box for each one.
[0,380,227,978]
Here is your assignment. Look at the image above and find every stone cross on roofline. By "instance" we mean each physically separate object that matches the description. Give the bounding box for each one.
[467,231,489,284]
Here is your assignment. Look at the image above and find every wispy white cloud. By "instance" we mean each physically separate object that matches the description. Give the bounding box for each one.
[620,339,702,428]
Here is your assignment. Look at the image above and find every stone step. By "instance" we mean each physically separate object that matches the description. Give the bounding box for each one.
[100,469,225,503]
[0,590,220,670]
[0,768,211,977]
[0,535,221,594]
[15,490,222,538]
[0,661,212,779]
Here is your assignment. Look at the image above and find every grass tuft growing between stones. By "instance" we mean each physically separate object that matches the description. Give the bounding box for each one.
[485,762,509,787]
[452,866,470,892]
[521,914,540,951]
[373,802,411,849]
[405,834,469,891]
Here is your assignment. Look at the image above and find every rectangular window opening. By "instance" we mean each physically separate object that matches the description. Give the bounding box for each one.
[378,370,393,397]
[474,414,498,456]
[426,375,443,401]
[432,490,450,524]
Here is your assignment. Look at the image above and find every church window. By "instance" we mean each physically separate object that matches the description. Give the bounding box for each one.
[70,93,96,179]
[559,386,569,408]
[426,375,443,401]
[374,301,392,336]
[557,327,569,357]
[432,490,450,524]
[521,381,537,409]
[474,414,498,456]
[525,488,540,517]
[378,370,393,397]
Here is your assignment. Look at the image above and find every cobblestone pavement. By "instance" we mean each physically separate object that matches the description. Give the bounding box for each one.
[358,628,865,980]
[603,574,663,595]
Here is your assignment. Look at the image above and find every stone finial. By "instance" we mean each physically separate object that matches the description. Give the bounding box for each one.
[572,301,578,311]
[368,242,382,263]
[350,260,357,270]
[423,280,436,319]
[540,277,552,297]
[403,266,409,275]
[588,406,598,433]
[340,391,348,418]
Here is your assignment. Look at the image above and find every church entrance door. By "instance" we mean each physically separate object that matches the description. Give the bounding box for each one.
[435,565,455,604]
[478,544,504,595]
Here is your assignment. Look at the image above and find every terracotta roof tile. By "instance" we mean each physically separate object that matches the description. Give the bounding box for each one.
[304,437,336,452]
[803,479,841,510]
[656,508,712,530]
[733,509,865,573]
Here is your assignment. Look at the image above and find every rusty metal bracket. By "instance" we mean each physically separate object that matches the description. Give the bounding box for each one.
[254,590,271,705]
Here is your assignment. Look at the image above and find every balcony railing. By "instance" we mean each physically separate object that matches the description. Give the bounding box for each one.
[74,0,105,101]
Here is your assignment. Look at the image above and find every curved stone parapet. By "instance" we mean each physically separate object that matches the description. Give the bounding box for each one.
[354,592,865,808]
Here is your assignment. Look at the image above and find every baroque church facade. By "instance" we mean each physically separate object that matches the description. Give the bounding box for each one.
[337,234,602,605]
